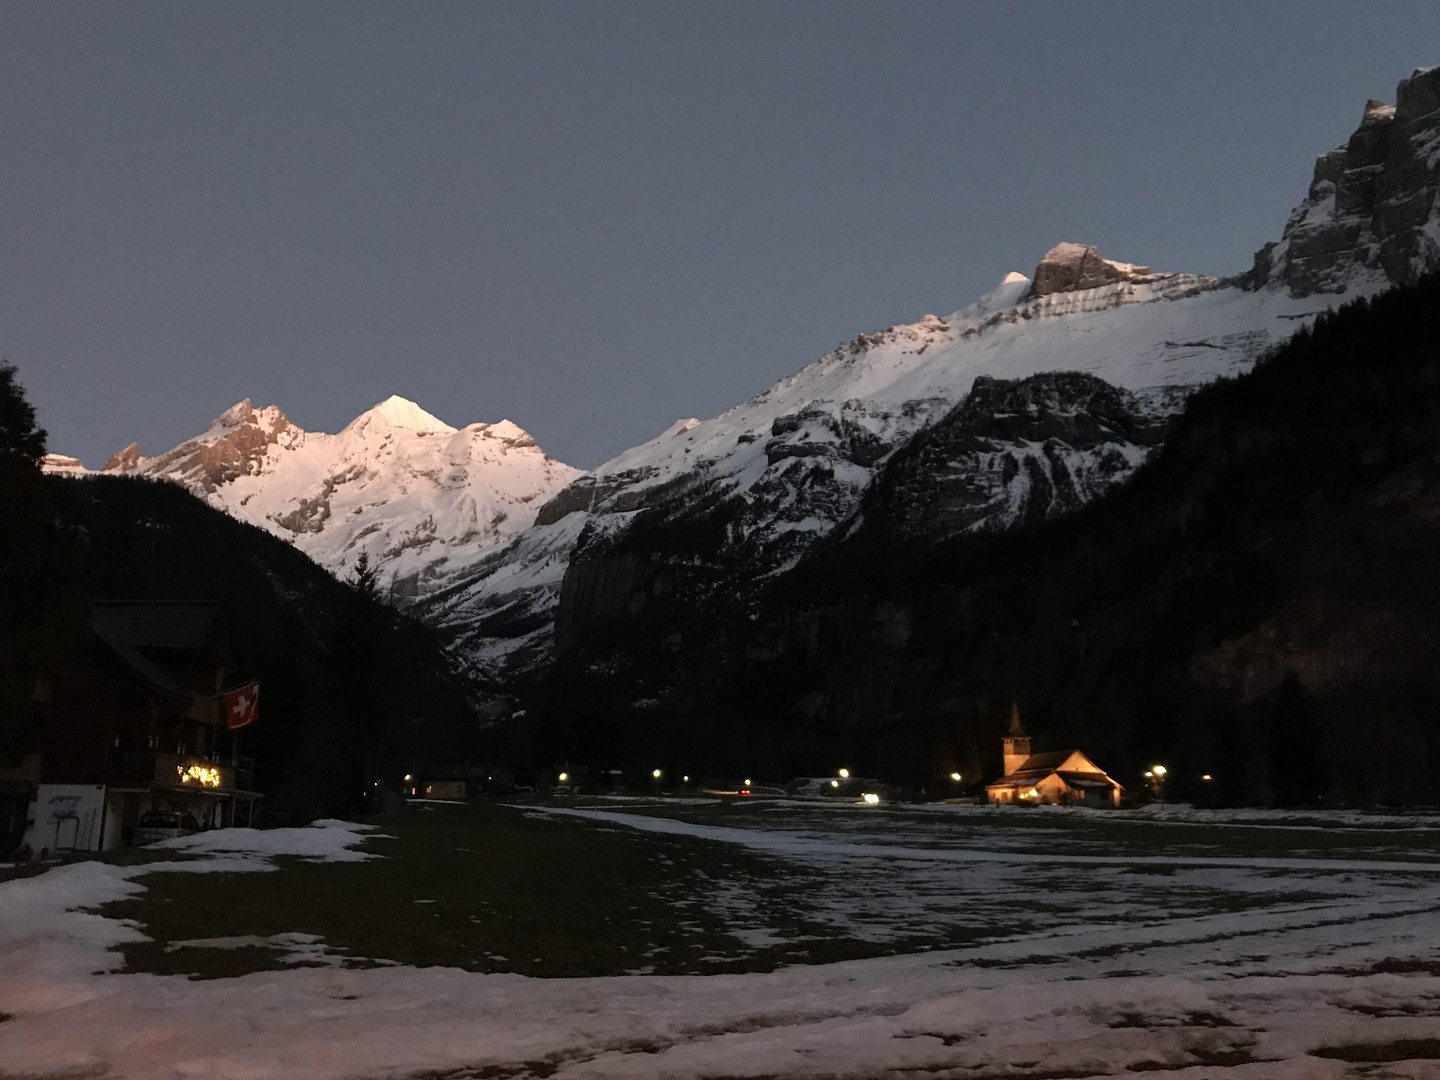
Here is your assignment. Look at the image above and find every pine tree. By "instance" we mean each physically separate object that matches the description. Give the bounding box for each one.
[0,362,47,465]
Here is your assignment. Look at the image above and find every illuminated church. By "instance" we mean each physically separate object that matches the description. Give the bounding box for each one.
[984,706,1123,808]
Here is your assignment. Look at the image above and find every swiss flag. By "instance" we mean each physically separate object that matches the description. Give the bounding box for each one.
[224,681,260,730]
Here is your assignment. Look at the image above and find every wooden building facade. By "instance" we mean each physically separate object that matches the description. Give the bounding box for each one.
[20,601,260,854]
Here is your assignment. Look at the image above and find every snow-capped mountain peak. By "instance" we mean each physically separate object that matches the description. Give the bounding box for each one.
[348,395,456,435]
[84,398,580,599]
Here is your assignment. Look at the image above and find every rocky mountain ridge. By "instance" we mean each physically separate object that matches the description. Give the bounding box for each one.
[426,67,1440,678]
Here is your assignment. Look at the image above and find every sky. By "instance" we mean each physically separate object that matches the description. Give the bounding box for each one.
[3,2,1439,471]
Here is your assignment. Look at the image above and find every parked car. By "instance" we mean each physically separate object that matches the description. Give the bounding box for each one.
[132,811,200,846]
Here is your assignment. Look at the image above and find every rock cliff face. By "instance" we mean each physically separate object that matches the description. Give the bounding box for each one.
[105,400,300,492]
[868,373,1181,545]
[1030,243,1156,297]
[1247,66,1440,296]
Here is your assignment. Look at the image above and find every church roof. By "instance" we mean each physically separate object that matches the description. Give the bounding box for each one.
[988,748,1123,790]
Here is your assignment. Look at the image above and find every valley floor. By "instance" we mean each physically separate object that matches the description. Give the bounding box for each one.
[4,799,1440,1078]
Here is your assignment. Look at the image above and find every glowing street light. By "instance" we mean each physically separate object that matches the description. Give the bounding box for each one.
[830,779,840,788]
[838,768,850,779]
[949,772,962,782]
[558,772,569,783]
[862,793,880,805]
[1145,764,1168,803]
[652,769,662,779]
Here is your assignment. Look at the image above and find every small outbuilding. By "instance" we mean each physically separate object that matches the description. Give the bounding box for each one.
[984,707,1123,808]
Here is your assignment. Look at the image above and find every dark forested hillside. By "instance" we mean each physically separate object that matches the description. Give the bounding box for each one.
[521,276,1440,805]
[1,452,479,820]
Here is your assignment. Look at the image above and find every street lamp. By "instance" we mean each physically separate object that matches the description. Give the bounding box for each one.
[1146,765,1168,802]
[949,772,962,782]
[838,768,850,779]
[652,768,662,795]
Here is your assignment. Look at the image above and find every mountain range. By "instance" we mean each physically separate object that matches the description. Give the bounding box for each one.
[47,65,1440,690]
[48,395,579,601]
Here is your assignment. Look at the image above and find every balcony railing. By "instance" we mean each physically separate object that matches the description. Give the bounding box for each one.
[107,751,249,792]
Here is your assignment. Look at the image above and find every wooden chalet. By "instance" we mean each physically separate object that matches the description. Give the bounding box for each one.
[21,601,260,854]
[985,707,1123,808]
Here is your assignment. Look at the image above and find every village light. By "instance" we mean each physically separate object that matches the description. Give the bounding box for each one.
[838,768,850,778]
[683,775,690,783]
[404,774,413,782]
[1143,770,1154,778]
[830,779,840,788]
[950,772,962,782]
[652,769,662,779]
[1152,765,1167,777]
[1201,774,1213,782]
[178,763,221,788]
[862,793,880,805]
[558,772,568,783]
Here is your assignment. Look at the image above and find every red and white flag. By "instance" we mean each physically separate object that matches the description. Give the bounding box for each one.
[224,681,260,730]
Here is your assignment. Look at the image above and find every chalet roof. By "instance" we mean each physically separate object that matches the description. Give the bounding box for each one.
[90,601,220,650]
[88,601,221,699]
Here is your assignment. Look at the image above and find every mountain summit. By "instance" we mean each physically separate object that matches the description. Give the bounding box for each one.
[94,398,579,598]
[362,395,456,433]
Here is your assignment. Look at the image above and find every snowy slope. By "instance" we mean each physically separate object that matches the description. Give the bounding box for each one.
[426,67,1440,675]
[424,271,1350,671]
[97,396,580,598]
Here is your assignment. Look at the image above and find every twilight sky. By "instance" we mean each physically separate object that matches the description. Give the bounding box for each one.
[4,2,1438,470]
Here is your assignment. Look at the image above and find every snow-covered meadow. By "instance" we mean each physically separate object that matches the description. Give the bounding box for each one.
[4,802,1440,1078]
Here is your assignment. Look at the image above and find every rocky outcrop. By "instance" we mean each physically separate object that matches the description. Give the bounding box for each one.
[107,400,299,493]
[102,443,145,473]
[1030,243,1156,297]
[38,453,89,476]
[1246,66,1440,296]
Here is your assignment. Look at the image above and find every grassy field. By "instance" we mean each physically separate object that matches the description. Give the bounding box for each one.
[95,796,1440,985]
[100,800,918,980]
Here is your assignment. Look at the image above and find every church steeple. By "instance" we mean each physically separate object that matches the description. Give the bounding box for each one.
[1002,703,1031,777]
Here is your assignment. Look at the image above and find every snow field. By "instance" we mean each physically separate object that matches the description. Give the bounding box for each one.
[3,806,1440,1078]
